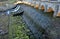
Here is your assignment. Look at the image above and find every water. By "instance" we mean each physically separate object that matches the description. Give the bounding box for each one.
[20,4,60,39]
[0,4,60,39]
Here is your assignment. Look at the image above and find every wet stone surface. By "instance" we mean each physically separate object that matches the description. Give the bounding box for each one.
[0,13,8,39]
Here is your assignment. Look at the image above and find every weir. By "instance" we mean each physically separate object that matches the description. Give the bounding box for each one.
[0,0,60,39]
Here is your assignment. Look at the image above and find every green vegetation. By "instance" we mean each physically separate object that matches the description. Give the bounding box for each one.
[9,15,30,39]
[8,0,17,3]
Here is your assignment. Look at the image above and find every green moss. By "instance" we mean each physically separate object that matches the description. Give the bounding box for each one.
[9,15,29,39]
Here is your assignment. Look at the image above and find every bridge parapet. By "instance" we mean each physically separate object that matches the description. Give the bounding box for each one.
[40,0,60,17]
